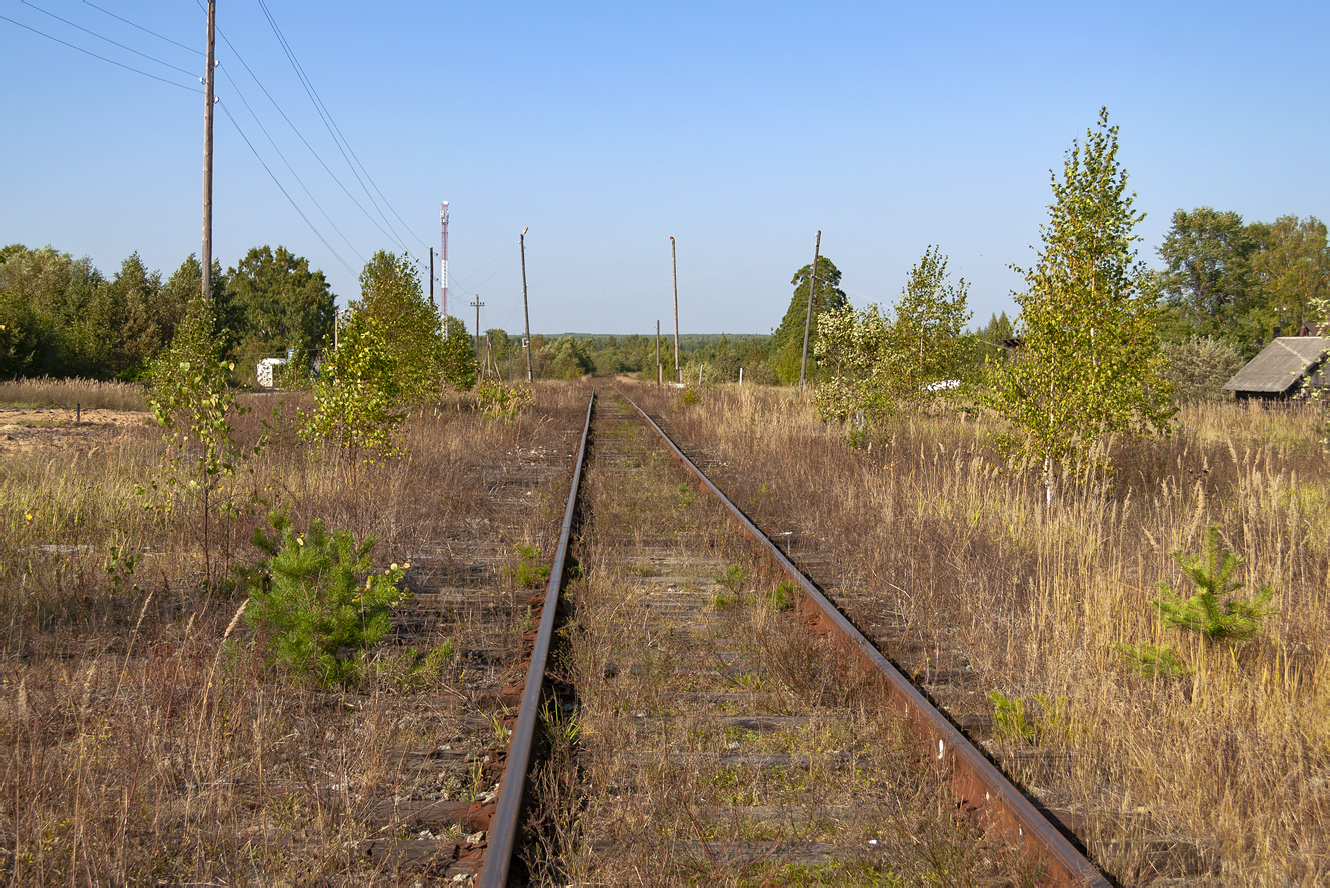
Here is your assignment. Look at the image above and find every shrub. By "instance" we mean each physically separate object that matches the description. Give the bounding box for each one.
[243,513,409,687]
[476,380,535,421]
[1160,336,1245,403]
[141,302,263,587]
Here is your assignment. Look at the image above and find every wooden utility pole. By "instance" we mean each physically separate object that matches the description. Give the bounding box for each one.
[429,247,435,309]
[521,227,533,382]
[656,320,661,386]
[200,0,216,304]
[471,297,485,377]
[799,230,821,395]
[671,236,680,383]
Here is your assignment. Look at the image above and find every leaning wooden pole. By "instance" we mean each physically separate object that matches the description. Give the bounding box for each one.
[799,230,821,395]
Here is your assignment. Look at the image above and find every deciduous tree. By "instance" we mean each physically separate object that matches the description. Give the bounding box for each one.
[987,108,1173,503]
[886,246,975,407]
[356,251,446,400]
[812,246,973,423]
[1158,207,1259,338]
[227,246,334,371]
[301,310,404,484]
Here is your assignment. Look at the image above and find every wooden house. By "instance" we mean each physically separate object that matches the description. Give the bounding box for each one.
[1223,336,1329,402]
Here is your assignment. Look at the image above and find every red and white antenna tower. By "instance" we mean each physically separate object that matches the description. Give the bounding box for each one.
[440,201,450,318]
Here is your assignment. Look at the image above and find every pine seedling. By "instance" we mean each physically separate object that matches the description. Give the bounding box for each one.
[1153,526,1276,643]
[243,512,409,687]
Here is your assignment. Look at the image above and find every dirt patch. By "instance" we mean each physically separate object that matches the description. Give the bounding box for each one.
[0,405,150,453]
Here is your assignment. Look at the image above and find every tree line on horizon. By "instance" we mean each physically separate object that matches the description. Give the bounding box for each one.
[2,187,1325,395]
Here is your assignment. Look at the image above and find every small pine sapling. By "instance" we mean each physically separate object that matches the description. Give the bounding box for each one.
[243,513,410,687]
[1153,526,1276,643]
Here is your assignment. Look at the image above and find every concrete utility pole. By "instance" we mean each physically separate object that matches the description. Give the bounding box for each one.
[200,0,216,304]
[671,236,680,383]
[656,320,661,386]
[521,227,533,382]
[471,297,485,377]
[799,230,821,395]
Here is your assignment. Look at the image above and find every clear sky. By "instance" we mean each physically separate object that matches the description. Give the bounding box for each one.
[3,1,1326,336]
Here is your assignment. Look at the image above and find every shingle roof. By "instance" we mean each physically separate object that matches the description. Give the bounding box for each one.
[1223,337,1329,394]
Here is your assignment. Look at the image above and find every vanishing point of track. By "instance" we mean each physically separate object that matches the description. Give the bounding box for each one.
[470,389,1108,886]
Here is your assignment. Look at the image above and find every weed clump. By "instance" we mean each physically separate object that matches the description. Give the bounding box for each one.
[673,383,701,411]
[243,512,409,687]
[768,580,798,612]
[988,690,1068,745]
[505,544,552,588]
[1112,641,1189,679]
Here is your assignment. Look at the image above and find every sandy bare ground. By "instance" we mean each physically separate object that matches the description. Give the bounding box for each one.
[0,405,149,453]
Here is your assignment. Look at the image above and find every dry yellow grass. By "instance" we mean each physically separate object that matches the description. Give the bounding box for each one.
[636,383,1329,884]
[0,376,148,412]
[0,383,586,883]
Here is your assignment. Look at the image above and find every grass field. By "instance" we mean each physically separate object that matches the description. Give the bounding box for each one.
[2,375,1326,883]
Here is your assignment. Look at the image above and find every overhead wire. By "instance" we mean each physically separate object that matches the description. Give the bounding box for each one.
[255,0,421,260]
[20,0,198,79]
[5,1,391,287]
[217,64,365,266]
[81,0,201,56]
[193,0,400,260]
[256,0,430,255]
[0,13,200,92]
[219,101,358,277]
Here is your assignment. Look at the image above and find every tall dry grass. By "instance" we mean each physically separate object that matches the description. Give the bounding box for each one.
[0,376,148,412]
[634,383,1330,884]
[0,382,587,882]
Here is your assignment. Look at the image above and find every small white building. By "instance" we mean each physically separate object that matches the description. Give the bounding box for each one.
[256,357,288,389]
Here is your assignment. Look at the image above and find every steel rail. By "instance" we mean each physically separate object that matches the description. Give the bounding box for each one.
[617,388,1109,888]
[477,390,595,888]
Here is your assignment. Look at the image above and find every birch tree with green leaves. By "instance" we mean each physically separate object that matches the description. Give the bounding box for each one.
[812,246,973,423]
[988,108,1173,503]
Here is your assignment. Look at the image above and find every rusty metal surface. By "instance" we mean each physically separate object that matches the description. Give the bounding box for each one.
[477,390,595,888]
[617,388,1109,888]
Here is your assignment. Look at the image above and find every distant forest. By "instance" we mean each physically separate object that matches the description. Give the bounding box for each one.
[5,205,1327,393]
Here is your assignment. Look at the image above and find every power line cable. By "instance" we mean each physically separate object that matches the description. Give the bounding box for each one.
[254,0,412,258]
[198,8,405,260]
[255,0,431,254]
[81,0,202,56]
[218,65,365,266]
[219,101,358,277]
[20,0,197,79]
[0,13,200,92]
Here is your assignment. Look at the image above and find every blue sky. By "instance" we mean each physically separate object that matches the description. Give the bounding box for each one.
[3,1,1326,335]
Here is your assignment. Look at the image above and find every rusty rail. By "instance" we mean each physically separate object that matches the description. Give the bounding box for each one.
[617,389,1108,887]
[477,390,595,888]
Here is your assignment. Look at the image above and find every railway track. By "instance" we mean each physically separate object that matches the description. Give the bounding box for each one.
[451,389,1109,886]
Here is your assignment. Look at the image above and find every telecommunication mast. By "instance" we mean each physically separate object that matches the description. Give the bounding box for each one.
[440,201,450,318]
